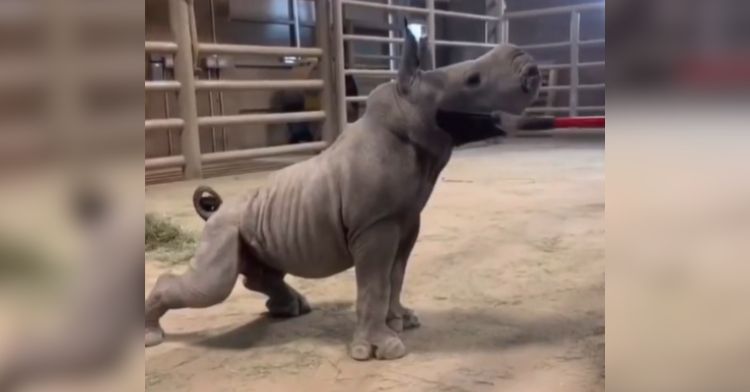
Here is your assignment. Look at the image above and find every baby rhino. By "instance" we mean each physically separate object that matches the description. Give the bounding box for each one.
[145,21,540,360]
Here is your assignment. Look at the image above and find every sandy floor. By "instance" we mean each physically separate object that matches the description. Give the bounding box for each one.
[145,134,604,392]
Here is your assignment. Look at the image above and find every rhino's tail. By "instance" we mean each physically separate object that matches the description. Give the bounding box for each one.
[193,185,223,221]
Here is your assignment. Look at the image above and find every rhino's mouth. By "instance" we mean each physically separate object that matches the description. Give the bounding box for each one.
[435,109,506,146]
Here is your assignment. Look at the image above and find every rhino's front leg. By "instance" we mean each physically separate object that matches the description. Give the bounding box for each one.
[387,218,421,332]
[349,221,406,361]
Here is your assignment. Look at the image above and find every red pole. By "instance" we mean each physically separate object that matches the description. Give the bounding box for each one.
[553,116,605,128]
[516,116,605,130]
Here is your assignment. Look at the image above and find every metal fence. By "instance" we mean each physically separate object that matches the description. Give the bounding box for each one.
[145,0,604,181]
[145,0,335,180]
[333,0,605,129]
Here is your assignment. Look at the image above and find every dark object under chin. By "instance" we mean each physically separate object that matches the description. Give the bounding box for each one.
[435,109,507,146]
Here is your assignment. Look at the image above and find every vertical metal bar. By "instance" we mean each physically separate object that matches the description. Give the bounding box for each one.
[427,0,436,66]
[164,92,175,155]
[569,10,580,116]
[497,0,506,44]
[316,0,337,143]
[387,0,396,71]
[333,0,347,134]
[169,0,203,179]
[208,0,219,152]
[209,0,217,42]
[292,0,302,47]
[207,69,217,153]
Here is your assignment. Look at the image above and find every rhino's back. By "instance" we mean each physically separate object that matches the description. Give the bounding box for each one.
[240,154,353,278]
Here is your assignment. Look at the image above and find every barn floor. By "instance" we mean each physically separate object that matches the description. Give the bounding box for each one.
[145,133,605,392]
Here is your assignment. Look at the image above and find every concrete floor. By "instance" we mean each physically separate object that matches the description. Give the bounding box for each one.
[145,134,604,392]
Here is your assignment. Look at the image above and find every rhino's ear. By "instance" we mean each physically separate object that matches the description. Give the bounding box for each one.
[398,18,420,94]
[418,36,433,71]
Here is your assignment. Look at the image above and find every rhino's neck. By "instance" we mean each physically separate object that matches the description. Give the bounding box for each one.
[362,83,452,164]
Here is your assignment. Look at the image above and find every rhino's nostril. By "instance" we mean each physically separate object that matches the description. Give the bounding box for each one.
[521,65,540,94]
[525,65,540,77]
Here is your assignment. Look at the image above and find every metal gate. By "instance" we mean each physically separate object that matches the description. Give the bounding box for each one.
[145,0,336,181]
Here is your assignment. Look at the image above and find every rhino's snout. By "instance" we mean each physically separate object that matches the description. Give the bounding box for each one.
[509,48,540,94]
[521,63,541,94]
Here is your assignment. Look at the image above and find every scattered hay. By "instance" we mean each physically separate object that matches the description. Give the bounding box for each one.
[145,214,197,264]
[0,237,55,283]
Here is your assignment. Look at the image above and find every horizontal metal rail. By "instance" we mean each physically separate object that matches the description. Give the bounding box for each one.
[518,41,571,50]
[578,83,605,90]
[343,34,402,44]
[434,39,496,48]
[540,83,605,91]
[580,38,605,46]
[354,53,400,60]
[147,141,328,170]
[517,40,605,53]
[202,141,327,164]
[525,106,605,113]
[194,79,323,91]
[345,69,397,76]
[145,118,184,131]
[197,43,323,56]
[145,155,185,170]
[145,80,181,92]
[145,41,178,52]
[197,110,326,127]
[505,3,605,19]
[346,35,512,49]
[341,0,428,15]
[539,61,605,70]
[433,9,499,22]
[345,96,368,102]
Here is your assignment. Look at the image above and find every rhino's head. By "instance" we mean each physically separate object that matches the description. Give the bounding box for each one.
[364,20,540,148]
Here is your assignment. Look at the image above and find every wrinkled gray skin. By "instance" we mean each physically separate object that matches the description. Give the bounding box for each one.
[145,25,540,360]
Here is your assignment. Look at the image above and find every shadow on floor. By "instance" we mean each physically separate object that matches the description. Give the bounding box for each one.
[165,299,603,357]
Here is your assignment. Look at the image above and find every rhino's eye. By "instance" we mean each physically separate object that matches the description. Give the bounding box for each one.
[465,73,481,88]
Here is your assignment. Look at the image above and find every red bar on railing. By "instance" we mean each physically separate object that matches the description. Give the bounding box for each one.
[516,116,605,130]
[553,116,605,128]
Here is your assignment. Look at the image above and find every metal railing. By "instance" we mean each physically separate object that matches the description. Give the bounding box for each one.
[145,0,336,180]
[335,0,605,125]
[504,3,605,116]
[146,1,604,181]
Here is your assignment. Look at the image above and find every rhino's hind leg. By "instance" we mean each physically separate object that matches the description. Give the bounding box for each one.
[387,218,421,333]
[349,222,406,361]
[241,259,311,318]
[145,213,241,347]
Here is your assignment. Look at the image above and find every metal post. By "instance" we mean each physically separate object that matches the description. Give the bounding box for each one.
[292,0,302,47]
[427,0,436,67]
[387,0,396,71]
[207,69,217,153]
[497,0,506,43]
[169,0,202,178]
[333,0,347,134]
[316,0,337,143]
[569,10,580,116]
[163,92,175,155]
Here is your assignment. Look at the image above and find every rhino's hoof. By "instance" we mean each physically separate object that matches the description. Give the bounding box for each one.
[145,326,164,347]
[375,336,406,360]
[387,317,404,332]
[403,311,421,330]
[266,294,311,318]
[387,309,420,332]
[349,342,373,361]
[349,334,406,361]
